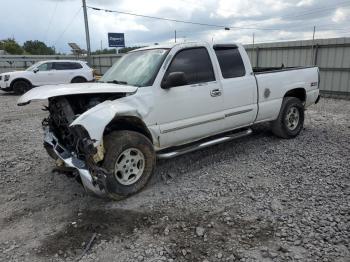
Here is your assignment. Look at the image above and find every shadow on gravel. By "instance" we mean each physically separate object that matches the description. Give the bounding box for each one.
[37,208,275,260]
[0,92,18,96]
[38,208,160,257]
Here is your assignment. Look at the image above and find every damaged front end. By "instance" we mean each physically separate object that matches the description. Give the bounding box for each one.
[42,95,122,196]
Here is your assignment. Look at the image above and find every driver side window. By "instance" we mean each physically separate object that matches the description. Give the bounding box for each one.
[165,47,215,86]
[37,62,53,71]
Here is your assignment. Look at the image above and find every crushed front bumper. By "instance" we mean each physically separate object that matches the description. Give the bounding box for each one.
[43,128,106,197]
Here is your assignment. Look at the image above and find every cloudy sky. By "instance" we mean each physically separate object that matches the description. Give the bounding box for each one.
[1,0,350,53]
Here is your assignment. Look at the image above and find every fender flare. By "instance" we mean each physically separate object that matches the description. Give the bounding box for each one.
[10,77,32,89]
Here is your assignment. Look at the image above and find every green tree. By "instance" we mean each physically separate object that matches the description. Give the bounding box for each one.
[91,46,145,55]
[92,48,117,55]
[119,46,144,53]
[0,38,24,54]
[23,40,55,55]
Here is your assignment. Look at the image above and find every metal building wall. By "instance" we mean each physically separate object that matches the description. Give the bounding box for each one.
[245,37,350,97]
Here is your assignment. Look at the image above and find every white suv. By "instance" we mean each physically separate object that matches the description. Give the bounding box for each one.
[0,60,94,94]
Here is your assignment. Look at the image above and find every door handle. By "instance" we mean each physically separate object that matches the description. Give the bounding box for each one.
[210,89,222,97]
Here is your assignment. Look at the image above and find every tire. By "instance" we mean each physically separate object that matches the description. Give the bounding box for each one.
[12,80,31,95]
[101,130,156,200]
[71,77,87,83]
[271,97,304,139]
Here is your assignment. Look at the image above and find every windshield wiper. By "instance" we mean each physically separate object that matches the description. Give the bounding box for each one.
[107,80,128,85]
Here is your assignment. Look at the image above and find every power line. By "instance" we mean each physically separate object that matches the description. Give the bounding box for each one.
[86,5,282,31]
[53,7,82,47]
[44,1,59,43]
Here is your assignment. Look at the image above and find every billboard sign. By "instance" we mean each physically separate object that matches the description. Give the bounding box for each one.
[108,33,125,48]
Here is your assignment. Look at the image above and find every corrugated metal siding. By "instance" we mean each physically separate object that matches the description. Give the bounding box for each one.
[245,37,350,97]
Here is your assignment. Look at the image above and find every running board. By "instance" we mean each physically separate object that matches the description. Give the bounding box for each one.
[157,128,252,159]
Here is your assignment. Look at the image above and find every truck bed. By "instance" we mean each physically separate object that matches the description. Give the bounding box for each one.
[253,66,314,74]
[253,66,320,123]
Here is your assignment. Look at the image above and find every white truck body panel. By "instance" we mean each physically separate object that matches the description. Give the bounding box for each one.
[255,67,319,122]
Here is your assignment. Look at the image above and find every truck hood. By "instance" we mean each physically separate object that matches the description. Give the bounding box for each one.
[17,82,138,106]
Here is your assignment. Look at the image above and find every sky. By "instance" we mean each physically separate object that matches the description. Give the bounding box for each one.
[0,0,350,53]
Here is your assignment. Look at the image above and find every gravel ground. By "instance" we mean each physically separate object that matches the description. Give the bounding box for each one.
[0,92,349,262]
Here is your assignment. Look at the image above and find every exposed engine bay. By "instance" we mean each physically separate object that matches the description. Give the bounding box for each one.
[42,93,125,160]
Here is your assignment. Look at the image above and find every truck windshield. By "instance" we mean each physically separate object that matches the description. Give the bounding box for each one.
[100,48,169,87]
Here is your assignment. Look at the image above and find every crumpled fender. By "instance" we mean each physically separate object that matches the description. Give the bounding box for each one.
[70,92,154,147]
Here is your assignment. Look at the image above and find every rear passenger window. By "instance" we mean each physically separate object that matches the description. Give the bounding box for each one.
[214,47,246,78]
[54,62,82,70]
[71,62,83,69]
[165,47,215,85]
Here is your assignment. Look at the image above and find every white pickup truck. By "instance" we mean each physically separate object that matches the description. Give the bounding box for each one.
[18,42,320,199]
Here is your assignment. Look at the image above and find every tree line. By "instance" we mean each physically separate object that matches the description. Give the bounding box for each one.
[0,38,143,55]
[0,39,56,55]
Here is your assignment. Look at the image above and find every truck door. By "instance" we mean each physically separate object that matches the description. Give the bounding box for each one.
[213,45,258,130]
[155,46,226,148]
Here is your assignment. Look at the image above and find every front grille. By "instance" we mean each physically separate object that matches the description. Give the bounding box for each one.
[0,75,2,81]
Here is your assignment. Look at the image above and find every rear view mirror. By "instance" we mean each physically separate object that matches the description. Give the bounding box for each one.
[161,72,187,89]
[33,68,39,73]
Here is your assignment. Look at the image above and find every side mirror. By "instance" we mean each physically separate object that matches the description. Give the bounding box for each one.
[33,68,39,73]
[161,72,187,89]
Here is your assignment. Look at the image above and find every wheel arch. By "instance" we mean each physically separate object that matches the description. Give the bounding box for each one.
[104,115,153,143]
[284,88,306,102]
[71,76,87,83]
[10,77,32,89]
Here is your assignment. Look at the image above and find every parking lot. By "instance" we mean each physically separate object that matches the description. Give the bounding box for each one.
[0,92,349,262]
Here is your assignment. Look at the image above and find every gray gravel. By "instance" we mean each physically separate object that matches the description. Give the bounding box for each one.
[0,92,349,262]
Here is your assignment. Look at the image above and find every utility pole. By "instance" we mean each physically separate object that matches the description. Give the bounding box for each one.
[252,33,255,65]
[311,26,316,65]
[174,30,177,43]
[82,0,91,64]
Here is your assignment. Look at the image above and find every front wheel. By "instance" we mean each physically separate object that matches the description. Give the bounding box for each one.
[71,77,87,83]
[271,97,304,139]
[13,80,31,95]
[101,130,156,200]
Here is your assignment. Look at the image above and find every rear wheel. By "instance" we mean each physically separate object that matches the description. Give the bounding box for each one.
[71,77,87,83]
[12,80,31,95]
[271,97,304,138]
[102,130,156,200]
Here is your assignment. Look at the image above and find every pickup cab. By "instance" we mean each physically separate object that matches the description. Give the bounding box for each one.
[18,42,320,199]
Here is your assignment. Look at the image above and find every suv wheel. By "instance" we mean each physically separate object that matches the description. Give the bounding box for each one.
[102,130,156,200]
[13,80,31,95]
[71,77,87,83]
[271,97,305,138]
